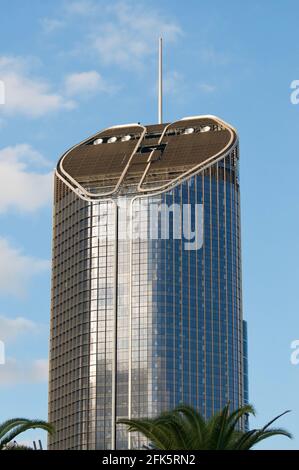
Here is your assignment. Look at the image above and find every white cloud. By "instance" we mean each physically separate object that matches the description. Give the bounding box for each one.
[0,144,53,213]
[65,70,112,96]
[41,18,65,33]
[0,358,48,386]
[0,238,49,296]
[91,2,182,68]
[0,56,75,117]
[0,315,39,343]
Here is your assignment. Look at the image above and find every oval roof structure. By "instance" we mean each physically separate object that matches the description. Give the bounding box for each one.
[57,115,237,200]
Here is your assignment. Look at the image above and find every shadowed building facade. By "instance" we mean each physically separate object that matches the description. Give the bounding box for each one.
[48,115,248,449]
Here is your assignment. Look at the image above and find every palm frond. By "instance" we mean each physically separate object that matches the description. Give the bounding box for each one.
[118,418,171,450]
[0,419,31,439]
[0,419,54,450]
[119,404,291,450]
[259,410,291,432]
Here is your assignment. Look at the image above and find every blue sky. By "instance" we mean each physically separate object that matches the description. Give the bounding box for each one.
[0,0,298,449]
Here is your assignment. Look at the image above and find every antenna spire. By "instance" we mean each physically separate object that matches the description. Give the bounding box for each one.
[158,37,163,124]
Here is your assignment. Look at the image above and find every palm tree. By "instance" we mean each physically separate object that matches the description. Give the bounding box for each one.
[118,404,292,450]
[0,418,54,450]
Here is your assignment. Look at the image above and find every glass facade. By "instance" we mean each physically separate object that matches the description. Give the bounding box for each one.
[49,120,248,450]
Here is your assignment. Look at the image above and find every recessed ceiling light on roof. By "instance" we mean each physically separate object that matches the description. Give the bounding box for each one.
[121,135,131,142]
[93,138,103,145]
[107,136,117,143]
[183,127,195,135]
[201,126,211,132]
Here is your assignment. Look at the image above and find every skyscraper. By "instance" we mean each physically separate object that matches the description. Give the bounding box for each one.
[48,115,248,450]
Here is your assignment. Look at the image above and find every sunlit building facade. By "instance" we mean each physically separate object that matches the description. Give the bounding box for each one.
[48,116,248,449]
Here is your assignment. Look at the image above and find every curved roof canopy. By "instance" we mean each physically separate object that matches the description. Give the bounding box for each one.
[57,115,237,199]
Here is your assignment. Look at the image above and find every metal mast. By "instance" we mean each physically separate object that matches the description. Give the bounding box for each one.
[158,37,163,124]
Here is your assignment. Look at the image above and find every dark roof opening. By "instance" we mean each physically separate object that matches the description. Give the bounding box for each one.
[137,143,167,154]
